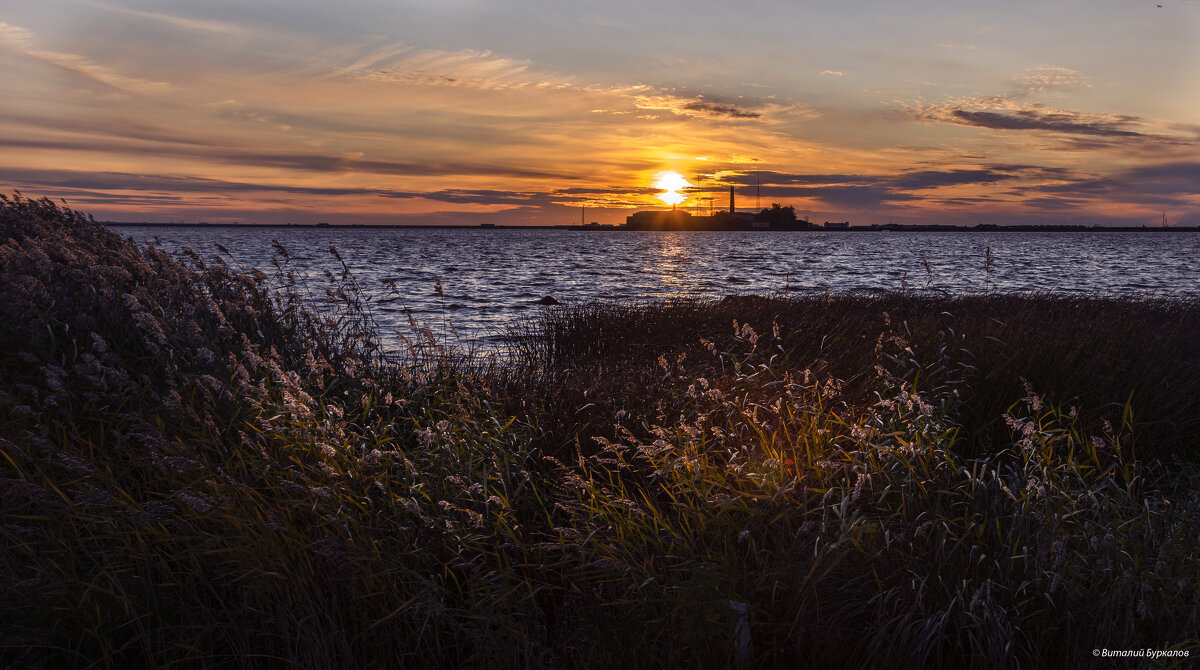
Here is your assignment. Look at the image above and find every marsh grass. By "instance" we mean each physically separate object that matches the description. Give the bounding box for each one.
[524,292,1200,462]
[1,194,1197,668]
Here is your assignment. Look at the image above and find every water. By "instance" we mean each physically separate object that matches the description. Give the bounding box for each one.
[112,226,1200,349]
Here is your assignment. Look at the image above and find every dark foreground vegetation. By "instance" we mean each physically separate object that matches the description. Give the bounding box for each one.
[2,194,1198,668]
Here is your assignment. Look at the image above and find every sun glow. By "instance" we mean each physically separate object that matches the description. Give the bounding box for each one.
[654,171,692,207]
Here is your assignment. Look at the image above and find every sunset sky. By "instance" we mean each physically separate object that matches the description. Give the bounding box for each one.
[2,0,1198,226]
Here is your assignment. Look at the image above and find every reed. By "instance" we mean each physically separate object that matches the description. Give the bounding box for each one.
[2,194,1197,668]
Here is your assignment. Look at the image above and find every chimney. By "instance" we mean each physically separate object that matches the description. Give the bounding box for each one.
[729,185,735,216]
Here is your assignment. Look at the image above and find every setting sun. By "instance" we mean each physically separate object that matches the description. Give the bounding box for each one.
[654,171,693,207]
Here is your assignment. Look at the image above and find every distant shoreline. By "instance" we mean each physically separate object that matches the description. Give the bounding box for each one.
[104,221,1200,232]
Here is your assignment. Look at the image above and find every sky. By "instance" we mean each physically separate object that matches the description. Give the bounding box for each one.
[1,0,1198,226]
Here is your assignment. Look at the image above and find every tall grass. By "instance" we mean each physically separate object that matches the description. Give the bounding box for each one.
[1,194,1197,668]
[519,293,1200,461]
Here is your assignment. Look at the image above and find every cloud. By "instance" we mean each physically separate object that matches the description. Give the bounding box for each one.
[632,93,763,121]
[0,168,387,198]
[891,169,1017,189]
[905,96,1200,152]
[382,188,555,206]
[730,168,1022,192]
[701,162,1200,218]
[1019,196,1088,210]
[0,22,34,45]
[1012,65,1091,93]
[726,171,875,187]
[384,185,669,208]
[899,63,1200,157]
[0,168,635,212]
[1117,162,1200,190]
[928,196,1002,207]
[81,2,248,36]
[554,186,657,196]
[0,21,174,95]
[352,46,543,91]
[795,185,920,208]
[680,101,760,119]
[0,112,220,147]
[713,168,1028,210]
[983,163,1072,178]
[948,109,1144,138]
[0,165,747,214]
[0,137,581,182]
[316,38,781,129]
[820,70,844,77]
[1032,162,1200,203]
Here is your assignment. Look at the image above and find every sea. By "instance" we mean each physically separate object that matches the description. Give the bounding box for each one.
[111,225,1200,351]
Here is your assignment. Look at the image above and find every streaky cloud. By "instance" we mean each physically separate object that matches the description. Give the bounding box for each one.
[0,21,174,95]
[0,138,583,182]
[949,110,1144,138]
[81,2,249,35]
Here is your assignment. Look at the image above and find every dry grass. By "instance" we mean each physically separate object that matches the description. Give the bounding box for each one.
[1,194,1197,668]
[512,292,1200,464]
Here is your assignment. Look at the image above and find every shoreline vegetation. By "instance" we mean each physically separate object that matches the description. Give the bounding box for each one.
[3,194,1198,668]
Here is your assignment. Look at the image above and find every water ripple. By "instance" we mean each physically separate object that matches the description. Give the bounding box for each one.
[116,226,1200,349]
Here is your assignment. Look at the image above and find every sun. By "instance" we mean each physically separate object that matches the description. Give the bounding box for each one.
[654,171,692,207]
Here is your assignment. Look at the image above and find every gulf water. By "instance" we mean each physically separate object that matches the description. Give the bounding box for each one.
[113,226,1200,349]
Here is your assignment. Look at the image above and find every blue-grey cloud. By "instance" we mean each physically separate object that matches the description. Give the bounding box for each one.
[753,185,920,208]
[0,168,644,211]
[751,172,874,186]
[0,168,388,197]
[929,196,1003,207]
[1031,162,1200,206]
[381,189,556,206]
[555,186,657,196]
[909,104,1200,152]
[704,162,1186,218]
[681,102,760,119]
[0,112,219,147]
[950,109,1145,137]
[0,138,581,181]
[731,168,1028,190]
[891,169,1017,189]
[1019,196,1088,210]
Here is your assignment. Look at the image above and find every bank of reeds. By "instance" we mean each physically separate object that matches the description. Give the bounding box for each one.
[2,194,1197,668]
[517,291,1200,462]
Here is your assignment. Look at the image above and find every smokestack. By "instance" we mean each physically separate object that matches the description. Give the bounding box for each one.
[729,185,735,216]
